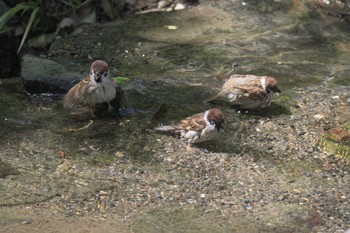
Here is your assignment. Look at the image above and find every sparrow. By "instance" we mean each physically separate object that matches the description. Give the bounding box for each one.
[206,74,281,110]
[155,108,224,143]
[63,60,117,116]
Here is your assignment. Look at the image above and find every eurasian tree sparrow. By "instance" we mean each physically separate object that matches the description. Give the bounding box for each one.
[155,108,224,143]
[207,74,281,110]
[63,60,117,116]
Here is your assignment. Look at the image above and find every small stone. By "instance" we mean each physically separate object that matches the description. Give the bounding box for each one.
[186,199,195,204]
[313,114,324,120]
[200,194,206,198]
[115,151,124,158]
[293,189,301,194]
[174,3,185,10]
[157,0,168,9]
[22,219,33,225]
[99,190,108,196]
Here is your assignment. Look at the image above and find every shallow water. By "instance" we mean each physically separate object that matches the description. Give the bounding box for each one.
[1,1,350,232]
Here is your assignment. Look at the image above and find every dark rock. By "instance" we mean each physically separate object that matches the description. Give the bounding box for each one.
[21,54,82,94]
[0,35,19,78]
[0,2,19,78]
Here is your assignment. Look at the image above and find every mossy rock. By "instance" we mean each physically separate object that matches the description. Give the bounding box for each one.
[318,121,350,160]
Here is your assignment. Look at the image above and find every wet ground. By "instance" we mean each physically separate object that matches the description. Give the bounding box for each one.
[1,0,350,232]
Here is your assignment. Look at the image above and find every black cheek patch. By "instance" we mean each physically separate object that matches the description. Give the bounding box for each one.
[96,76,102,83]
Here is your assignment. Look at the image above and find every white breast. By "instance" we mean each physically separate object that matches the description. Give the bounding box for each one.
[87,78,116,104]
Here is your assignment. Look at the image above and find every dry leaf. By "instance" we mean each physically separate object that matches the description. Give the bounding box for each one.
[58,150,66,159]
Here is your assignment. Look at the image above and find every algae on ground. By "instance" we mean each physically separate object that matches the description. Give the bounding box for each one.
[318,121,350,160]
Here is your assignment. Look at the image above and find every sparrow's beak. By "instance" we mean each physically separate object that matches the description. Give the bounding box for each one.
[216,122,224,131]
[274,87,281,93]
[268,87,281,93]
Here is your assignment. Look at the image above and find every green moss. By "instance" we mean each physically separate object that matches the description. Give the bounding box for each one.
[318,121,350,160]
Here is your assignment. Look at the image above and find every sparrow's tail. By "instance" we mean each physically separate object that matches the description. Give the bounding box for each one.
[154,125,176,132]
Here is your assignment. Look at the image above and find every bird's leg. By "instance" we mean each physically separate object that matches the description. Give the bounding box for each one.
[184,141,196,153]
[89,105,96,118]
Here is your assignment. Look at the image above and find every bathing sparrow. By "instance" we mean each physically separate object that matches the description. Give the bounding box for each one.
[207,74,281,110]
[63,60,117,116]
[155,108,224,143]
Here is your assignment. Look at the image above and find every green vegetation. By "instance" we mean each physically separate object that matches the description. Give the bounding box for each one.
[0,0,119,53]
[0,2,40,53]
[318,122,350,161]
[113,76,129,86]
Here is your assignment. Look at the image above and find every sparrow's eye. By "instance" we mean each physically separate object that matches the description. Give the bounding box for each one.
[103,72,108,77]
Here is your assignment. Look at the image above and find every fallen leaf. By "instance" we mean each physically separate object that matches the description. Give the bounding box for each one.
[58,17,75,28]
[113,76,129,86]
[58,150,66,159]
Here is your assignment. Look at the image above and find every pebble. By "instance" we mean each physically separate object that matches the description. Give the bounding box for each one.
[174,3,185,10]
[313,114,324,120]
[157,0,168,9]
[99,191,109,196]
[187,199,195,204]
[293,189,301,194]
[22,219,33,225]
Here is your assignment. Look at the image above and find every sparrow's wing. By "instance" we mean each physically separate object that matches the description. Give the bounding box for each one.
[235,83,266,96]
[179,113,206,131]
[228,77,266,97]
[63,77,90,109]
